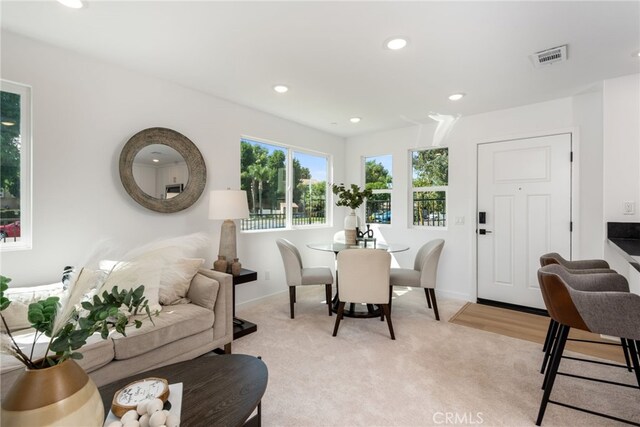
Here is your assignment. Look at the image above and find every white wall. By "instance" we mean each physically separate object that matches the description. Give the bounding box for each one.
[0,31,345,305]
[602,73,640,292]
[346,96,606,301]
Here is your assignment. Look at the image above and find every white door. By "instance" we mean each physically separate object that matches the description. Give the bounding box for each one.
[477,133,572,309]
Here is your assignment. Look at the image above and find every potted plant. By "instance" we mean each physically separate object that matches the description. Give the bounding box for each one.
[0,273,156,426]
[332,183,373,244]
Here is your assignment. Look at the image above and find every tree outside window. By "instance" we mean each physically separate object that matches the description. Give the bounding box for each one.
[1,81,31,248]
[240,138,328,231]
[411,148,448,227]
[364,155,392,224]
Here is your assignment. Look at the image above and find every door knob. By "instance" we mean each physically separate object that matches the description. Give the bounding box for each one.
[478,229,493,235]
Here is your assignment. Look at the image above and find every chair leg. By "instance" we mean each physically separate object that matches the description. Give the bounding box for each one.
[289,287,295,319]
[382,304,395,340]
[388,286,393,313]
[621,338,632,372]
[626,338,640,388]
[424,288,432,309]
[332,301,346,337]
[325,284,332,316]
[428,288,440,321]
[541,320,559,374]
[536,324,570,426]
[542,318,554,353]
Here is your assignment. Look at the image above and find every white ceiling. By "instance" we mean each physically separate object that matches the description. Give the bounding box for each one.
[2,1,639,138]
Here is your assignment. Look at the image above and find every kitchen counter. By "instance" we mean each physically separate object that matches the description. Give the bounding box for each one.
[607,222,640,273]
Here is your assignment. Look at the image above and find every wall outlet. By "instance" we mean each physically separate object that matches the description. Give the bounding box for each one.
[264,271,270,280]
[623,201,635,215]
[455,216,465,225]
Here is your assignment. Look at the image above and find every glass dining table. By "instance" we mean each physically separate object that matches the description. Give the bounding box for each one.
[307,241,410,318]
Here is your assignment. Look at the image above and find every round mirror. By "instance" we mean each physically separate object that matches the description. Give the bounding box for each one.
[119,128,206,213]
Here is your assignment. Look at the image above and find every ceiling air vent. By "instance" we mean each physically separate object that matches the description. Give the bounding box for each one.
[530,45,567,68]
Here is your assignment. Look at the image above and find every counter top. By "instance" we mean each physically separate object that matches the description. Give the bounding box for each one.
[607,222,640,273]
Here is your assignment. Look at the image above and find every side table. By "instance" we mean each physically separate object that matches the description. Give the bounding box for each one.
[233,268,258,339]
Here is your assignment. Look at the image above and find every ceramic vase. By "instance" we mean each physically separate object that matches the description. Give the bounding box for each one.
[1,359,104,427]
[344,209,358,245]
[231,258,242,276]
[213,255,228,273]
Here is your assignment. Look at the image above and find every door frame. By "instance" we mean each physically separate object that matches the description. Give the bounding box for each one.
[472,127,579,303]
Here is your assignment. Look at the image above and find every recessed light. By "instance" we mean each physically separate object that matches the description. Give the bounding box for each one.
[57,0,83,8]
[385,37,408,50]
[1,121,15,126]
[273,85,289,93]
[448,93,465,101]
[350,117,361,123]
[152,159,160,163]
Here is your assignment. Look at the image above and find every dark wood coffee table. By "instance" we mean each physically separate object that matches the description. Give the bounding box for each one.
[99,354,268,427]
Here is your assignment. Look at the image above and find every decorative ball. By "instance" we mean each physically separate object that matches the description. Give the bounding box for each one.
[106,422,123,427]
[146,398,164,416]
[121,410,139,424]
[165,414,180,427]
[139,414,150,427]
[137,400,150,416]
[123,421,140,427]
[149,410,167,427]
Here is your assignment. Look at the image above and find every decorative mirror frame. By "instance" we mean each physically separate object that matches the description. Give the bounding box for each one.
[119,127,206,213]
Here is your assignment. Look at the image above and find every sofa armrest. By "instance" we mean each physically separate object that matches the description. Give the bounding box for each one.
[195,269,233,345]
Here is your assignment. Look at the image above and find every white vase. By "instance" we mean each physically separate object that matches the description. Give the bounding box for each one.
[344,209,358,245]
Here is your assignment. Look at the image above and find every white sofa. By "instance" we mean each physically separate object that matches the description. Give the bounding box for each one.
[1,268,233,398]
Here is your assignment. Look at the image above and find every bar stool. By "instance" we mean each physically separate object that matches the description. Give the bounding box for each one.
[538,264,631,375]
[536,265,640,426]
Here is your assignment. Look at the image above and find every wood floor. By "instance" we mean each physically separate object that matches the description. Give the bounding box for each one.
[449,302,625,363]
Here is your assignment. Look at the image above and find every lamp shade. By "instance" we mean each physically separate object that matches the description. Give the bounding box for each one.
[209,190,250,220]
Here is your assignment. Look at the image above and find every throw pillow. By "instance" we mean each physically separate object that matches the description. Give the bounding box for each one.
[99,260,162,314]
[158,258,204,305]
[186,273,220,310]
[0,283,65,332]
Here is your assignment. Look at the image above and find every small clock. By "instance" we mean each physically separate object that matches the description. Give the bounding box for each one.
[111,377,170,417]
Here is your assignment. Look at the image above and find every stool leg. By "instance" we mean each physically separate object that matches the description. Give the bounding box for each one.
[621,338,632,372]
[626,338,640,388]
[542,319,554,353]
[541,320,559,374]
[536,324,569,426]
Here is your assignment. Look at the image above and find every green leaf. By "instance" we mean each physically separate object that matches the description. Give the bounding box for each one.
[70,352,83,360]
[28,310,45,324]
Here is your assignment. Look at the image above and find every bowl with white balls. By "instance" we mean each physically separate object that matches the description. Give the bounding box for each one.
[106,398,180,427]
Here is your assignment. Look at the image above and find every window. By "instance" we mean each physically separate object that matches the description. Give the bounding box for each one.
[411,147,448,227]
[240,137,329,231]
[1,80,31,250]
[364,155,392,224]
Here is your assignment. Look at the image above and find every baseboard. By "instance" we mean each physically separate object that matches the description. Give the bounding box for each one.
[476,298,548,317]
[435,289,474,301]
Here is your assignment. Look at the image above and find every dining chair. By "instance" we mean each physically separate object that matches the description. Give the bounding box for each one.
[536,265,640,426]
[333,230,346,243]
[332,249,395,339]
[389,239,444,320]
[276,238,333,319]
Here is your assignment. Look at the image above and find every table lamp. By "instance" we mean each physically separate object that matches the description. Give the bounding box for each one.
[209,190,250,272]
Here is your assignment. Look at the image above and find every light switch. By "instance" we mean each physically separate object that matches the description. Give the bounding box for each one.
[455,216,465,225]
[623,201,635,215]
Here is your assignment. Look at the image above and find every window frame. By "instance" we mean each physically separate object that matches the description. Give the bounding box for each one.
[362,154,393,225]
[240,136,332,233]
[409,147,449,229]
[1,80,32,251]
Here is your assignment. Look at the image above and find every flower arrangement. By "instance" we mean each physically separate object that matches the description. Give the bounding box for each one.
[0,273,155,369]
[331,183,373,210]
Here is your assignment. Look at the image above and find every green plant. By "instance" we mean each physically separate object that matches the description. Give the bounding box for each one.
[332,183,373,210]
[0,273,155,369]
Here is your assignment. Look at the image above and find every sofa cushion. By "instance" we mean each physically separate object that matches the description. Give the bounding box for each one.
[158,258,204,305]
[111,303,214,360]
[187,273,219,310]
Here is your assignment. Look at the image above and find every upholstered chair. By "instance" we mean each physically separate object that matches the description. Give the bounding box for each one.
[536,265,640,426]
[332,249,395,339]
[276,238,333,319]
[389,239,444,320]
[333,230,346,243]
[539,252,610,269]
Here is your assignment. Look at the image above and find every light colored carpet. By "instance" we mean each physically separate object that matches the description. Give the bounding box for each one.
[234,286,640,426]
